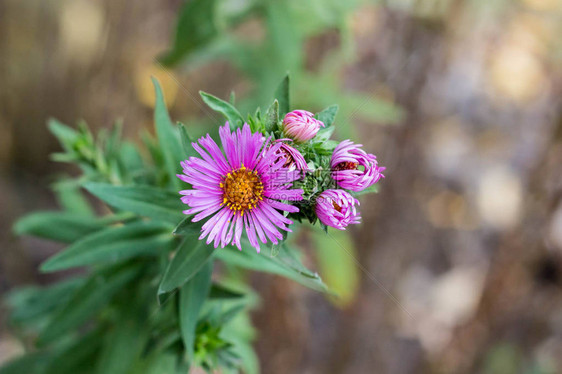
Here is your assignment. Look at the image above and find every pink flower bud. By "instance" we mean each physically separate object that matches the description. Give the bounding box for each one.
[331,140,385,191]
[274,140,308,178]
[315,189,360,230]
[282,110,324,142]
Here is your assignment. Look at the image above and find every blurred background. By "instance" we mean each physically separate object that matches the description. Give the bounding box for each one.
[1,0,561,373]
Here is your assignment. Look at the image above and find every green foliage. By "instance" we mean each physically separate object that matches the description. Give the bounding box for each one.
[38,264,142,345]
[0,352,50,374]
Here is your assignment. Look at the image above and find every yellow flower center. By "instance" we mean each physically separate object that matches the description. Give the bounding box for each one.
[220,165,264,215]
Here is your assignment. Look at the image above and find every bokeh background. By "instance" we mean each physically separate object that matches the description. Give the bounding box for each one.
[1,0,562,373]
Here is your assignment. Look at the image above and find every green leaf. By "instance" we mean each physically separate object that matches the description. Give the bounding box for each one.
[0,352,50,374]
[208,283,245,301]
[351,184,380,196]
[316,104,338,127]
[265,100,279,132]
[216,242,329,293]
[14,211,106,243]
[152,77,183,190]
[6,278,84,325]
[38,265,141,345]
[48,118,79,152]
[95,319,148,374]
[119,141,144,173]
[200,91,244,130]
[178,123,197,159]
[158,0,218,66]
[136,353,177,374]
[314,125,336,143]
[53,179,95,216]
[84,183,184,224]
[40,221,174,272]
[173,217,203,236]
[158,236,215,297]
[220,314,258,374]
[180,260,213,361]
[274,74,290,116]
[44,327,105,374]
[311,229,360,308]
[230,341,258,374]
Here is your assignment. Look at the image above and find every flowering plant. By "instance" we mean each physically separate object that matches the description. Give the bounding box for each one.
[3,77,383,374]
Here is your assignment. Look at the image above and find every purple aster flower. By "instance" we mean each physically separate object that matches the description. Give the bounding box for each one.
[274,140,308,177]
[315,189,361,230]
[177,123,304,252]
[331,140,385,191]
[282,110,325,142]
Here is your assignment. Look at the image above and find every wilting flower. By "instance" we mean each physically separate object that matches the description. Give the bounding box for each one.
[178,123,304,252]
[282,110,324,142]
[315,189,360,230]
[274,140,308,177]
[331,140,385,191]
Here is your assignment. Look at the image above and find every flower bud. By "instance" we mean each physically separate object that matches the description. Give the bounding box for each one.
[274,140,308,177]
[331,140,385,191]
[315,189,360,230]
[282,110,324,142]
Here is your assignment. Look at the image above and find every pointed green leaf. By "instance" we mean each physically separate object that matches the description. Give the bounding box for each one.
[179,260,213,361]
[314,125,336,143]
[158,0,218,66]
[265,100,279,132]
[14,212,106,243]
[316,104,338,127]
[48,118,79,152]
[216,242,329,293]
[200,91,244,130]
[41,221,174,272]
[152,77,183,190]
[84,183,184,224]
[208,283,245,301]
[178,123,197,159]
[38,265,141,345]
[274,74,290,116]
[158,236,215,296]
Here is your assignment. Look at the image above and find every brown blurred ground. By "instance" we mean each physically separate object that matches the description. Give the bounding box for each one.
[1,0,562,373]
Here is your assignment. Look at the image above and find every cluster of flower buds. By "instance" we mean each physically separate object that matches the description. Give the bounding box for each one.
[277,110,385,230]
